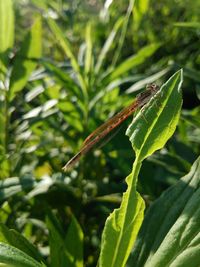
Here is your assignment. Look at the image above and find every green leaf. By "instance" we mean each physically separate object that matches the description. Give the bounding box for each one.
[99,70,183,267]
[174,22,200,29]
[0,242,44,267]
[47,211,83,267]
[95,17,123,73]
[128,156,200,267]
[0,0,14,79]
[109,43,160,80]
[127,69,183,161]
[111,0,135,66]
[64,215,84,267]
[9,17,42,101]
[0,0,14,177]
[0,224,43,263]
[47,18,87,97]
[133,0,150,28]
[99,162,145,267]
[84,23,93,74]
[0,176,35,202]
[46,211,68,267]
[42,61,81,97]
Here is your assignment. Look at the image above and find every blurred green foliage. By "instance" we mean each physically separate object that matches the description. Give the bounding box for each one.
[0,0,199,266]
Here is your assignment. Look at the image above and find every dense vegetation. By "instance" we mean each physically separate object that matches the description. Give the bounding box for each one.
[0,0,199,266]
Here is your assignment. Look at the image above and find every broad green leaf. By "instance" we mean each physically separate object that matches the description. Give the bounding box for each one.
[127,69,183,161]
[128,156,200,267]
[0,224,43,263]
[99,70,183,267]
[0,242,44,267]
[109,43,160,80]
[9,17,42,101]
[0,0,14,78]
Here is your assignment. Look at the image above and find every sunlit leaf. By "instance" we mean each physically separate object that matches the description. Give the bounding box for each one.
[174,22,200,29]
[99,70,183,267]
[84,23,93,74]
[127,69,183,161]
[128,156,200,267]
[0,176,35,202]
[0,224,43,263]
[109,43,160,80]
[47,18,87,97]
[95,17,123,73]
[0,242,44,267]
[0,0,14,79]
[9,17,42,101]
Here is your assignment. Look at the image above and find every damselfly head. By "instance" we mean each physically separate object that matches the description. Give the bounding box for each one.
[146,83,159,93]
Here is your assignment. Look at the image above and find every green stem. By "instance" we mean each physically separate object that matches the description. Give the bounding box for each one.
[111,156,142,267]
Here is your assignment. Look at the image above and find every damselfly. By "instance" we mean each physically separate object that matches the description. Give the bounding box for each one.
[63,83,160,171]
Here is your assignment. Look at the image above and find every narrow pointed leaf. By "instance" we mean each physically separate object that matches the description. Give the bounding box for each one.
[9,17,42,101]
[0,0,14,177]
[47,18,87,96]
[47,212,83,267]
[109,43,160,80]
[84,23,93,74]
[0,0,14,78]
[95,17,123,73]
[64,215,84,267]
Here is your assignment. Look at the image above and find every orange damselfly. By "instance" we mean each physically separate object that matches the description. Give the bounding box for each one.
[63,83,160,171]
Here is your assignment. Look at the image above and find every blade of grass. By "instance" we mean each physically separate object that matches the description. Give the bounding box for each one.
[109,43,160,81]
[84,23,93,75]
[47,18,88,100]
[0,0,14,177]
[95,17,124,73]
[0,0,14,79]
[112,0,135,66]
[9,17,42,101]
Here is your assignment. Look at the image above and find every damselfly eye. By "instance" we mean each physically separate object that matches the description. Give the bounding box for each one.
[146,83,159,92]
